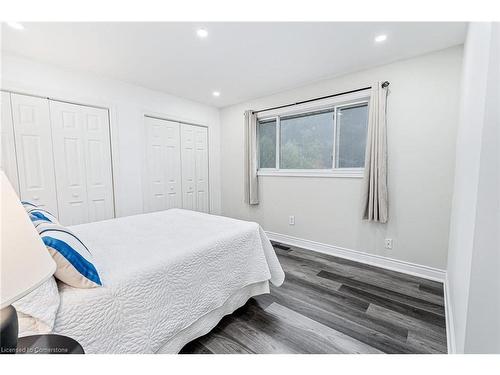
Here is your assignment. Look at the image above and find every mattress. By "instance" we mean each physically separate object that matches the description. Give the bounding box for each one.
[52,209,284,353]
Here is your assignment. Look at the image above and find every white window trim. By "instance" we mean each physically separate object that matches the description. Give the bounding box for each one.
[256,90,370,178]
[257,168,364,178]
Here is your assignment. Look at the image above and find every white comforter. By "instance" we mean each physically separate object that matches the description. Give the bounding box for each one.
[52,209,284,353]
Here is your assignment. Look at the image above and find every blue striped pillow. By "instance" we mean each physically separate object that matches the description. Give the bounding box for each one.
[23,201,60,225]
[28,208,59,224]
[36,222,102,288]
[21,200,38,211]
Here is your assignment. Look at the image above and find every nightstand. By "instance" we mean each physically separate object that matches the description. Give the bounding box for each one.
[16,334,84,354]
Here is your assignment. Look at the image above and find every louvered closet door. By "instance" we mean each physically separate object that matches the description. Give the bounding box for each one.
[11,93,58,215]
[181,124,209,213]
[1,92,20,195]
[144,117,182,212]
[50,101,114,225]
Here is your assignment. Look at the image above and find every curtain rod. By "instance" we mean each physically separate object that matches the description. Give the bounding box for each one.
[253,81,390,114]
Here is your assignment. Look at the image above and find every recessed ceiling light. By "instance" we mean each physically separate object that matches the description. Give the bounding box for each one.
[6,22,24,31]
[212,91,220,97]
[196,28,208,38]
[375,34,387,43]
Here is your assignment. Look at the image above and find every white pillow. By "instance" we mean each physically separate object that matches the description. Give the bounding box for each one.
[12,277,60,336]
[37,221,102,288]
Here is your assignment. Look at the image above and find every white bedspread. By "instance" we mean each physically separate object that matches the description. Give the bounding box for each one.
[52,209,284,353]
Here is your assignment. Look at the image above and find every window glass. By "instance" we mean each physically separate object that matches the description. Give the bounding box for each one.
[280,110,334,169]
[336,104,368,168]
[258,119,277,168]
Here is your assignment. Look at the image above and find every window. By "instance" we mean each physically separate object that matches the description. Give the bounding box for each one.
[335,104,369,168]
[257,95,369,177]
[280,110,334,169]
[257,118,277,168]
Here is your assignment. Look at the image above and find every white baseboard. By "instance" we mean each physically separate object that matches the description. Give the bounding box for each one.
[444,274,456,354]
[266,231,447,282]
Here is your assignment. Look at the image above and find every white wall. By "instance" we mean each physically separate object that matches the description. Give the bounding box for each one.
[447,22,500,354]
[0,54,221,217]
[220,46,463,270]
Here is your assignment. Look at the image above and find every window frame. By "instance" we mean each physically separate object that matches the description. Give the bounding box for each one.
[256,90,370,178]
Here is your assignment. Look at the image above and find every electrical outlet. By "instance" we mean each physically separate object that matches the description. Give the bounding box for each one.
[288,215,295,225]
[384,238,393,250]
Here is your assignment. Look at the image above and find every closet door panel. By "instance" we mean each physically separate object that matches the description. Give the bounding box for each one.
[180,124,196,210]
[82,107,114,222]
[144,117,182,212]
[144,117,167,212]
[164,122,182,209]
[11,93,58,215]
[1,92,19,194]
[49,101,88,225]
[194,126,209,213]
[50,101,114,225]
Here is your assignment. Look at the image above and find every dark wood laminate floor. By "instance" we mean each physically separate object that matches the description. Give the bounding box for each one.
[180,243,447,354]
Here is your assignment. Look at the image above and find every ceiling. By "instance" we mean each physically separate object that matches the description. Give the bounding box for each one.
[1,22,467,107]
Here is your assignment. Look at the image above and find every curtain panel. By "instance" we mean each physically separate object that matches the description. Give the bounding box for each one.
[244,110,259,205]
[362,82,389,223]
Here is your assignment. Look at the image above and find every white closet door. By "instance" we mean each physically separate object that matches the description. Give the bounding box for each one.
[82,105,115,222]
[50,101,114,225]
[49,101,89,225]
[163,120,183,209]
[144,117,182,212]
[193,126,209,213]
[1,92,20,195]
[144,117,167,211]
[180,124,196,210]
[181,124,209,213]
[11,93,58,215]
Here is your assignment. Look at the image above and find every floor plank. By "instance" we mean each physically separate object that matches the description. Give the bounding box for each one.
[265,302,383,354]
[338,284,446,328]
[366,304,447,353]
[290,246,444,293]
[180,244,448,354]
[276,275,410,340]
[284,248,445,306]
[318,270,445,317]
[268,285,417,353]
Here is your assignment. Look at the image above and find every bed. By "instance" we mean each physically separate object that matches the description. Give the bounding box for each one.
[49,209,284,353]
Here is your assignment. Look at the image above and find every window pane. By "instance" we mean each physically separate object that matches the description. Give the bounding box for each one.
[336,104,368,168]
[258,119,277,168]
[280,110,334,169]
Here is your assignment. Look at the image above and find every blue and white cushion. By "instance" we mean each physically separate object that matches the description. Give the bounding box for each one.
[23,201,59,225]
[22,201,38,212]
[28,210,59,228]
[36,222,102,288]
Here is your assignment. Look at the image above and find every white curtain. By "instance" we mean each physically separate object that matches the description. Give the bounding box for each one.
[362,82,389,223]
[244,110,259,205]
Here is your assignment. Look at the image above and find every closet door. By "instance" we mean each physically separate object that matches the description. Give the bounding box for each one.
[181,124,209,213]
[144,117,167,211]
[144,117,182,212]
[193,126,209,213]
[49,101,88,225]
[11,93,58,215]
[1,92,20,194]
[180,124,196,210]
[50,101,114,225]
[82,105,115,222]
